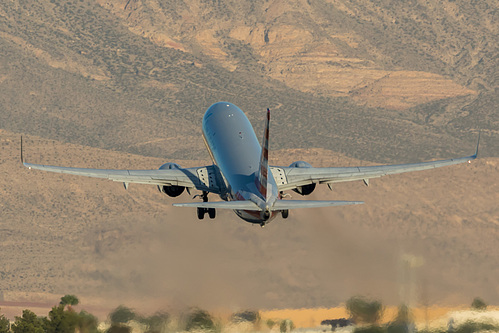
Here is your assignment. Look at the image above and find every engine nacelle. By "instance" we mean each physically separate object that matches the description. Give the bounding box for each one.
[160,185,185,197]
[293,183,316,196]
[158,163,185,197]
[289,161,316,196]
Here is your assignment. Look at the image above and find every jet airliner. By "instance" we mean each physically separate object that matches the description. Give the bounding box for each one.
[22,102,479,226]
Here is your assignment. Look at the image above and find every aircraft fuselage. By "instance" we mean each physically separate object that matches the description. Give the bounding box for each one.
[202,102,279,223]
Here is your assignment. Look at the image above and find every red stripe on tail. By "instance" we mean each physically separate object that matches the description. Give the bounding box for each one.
[256,108,270,199]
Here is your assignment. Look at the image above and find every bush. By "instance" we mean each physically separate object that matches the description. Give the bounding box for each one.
[354,325,386,333]
[107,324,131,333]
[230,310,260,323]
[266,319,276,329]
[185,308,215,332]
[77,310,99,333]
[455,320,499,333]
[471,297,487,310]
[346,296,384,325]
[140,312,170,333]
[109,306,136,324]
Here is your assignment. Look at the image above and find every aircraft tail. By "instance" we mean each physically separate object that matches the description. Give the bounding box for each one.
[256,108,270,200]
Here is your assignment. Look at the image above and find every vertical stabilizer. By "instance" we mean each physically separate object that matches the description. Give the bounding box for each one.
[256,108,270,200]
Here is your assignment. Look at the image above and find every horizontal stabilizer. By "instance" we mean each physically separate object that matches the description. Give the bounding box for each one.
[174,199,363,211]
[271,200,363,210]
[173,201,261,211]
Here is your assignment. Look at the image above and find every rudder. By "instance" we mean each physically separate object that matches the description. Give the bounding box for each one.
[256,108,270,200]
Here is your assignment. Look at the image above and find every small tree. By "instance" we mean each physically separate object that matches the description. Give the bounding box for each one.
[279,319,294,333]
[387,304,413,333]
[471,297,487,311]
[0,312,10,333]
[60,295,79,309]
[395,305,411,323]
[109,306,136,324]
[11,309,45,333]
[346,296,384,325]
[44,304,79,333]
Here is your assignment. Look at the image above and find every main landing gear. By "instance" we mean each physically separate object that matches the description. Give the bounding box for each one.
[279,192,289,219]
[196,191,216,220]
[197,207,216,219]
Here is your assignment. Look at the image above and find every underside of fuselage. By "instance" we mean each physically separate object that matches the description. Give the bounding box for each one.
[234,209,278,224]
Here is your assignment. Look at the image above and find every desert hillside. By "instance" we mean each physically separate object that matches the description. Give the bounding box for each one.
[0,130,497,311]
[0,0,496,162]
[0,0,497,315]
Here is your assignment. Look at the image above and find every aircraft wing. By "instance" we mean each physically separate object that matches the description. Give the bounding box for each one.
[23,162,224,194]
[274,141,479,192]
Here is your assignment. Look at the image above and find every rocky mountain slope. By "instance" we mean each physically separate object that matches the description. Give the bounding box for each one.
[0,0,496,163]
[101,0,497,128]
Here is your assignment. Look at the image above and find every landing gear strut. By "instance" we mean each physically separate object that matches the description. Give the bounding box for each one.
[196,191,216,220]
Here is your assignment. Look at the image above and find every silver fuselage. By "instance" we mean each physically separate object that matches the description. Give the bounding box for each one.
[202,102,279,223]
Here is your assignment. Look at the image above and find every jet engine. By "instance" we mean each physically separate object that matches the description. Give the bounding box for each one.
[158,163,185,197]
[159,185,185,197]
[289,161,316,196]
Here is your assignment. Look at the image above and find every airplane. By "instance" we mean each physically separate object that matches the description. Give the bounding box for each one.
[21,102,480,226]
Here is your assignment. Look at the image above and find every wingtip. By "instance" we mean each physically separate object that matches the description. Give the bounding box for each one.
[20,136,31,168]
[474,131,481,158]
[20,135,24,164]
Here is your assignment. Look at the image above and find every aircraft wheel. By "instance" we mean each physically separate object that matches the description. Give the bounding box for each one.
[281,209,289,219]
[208,208,216,219]
[197,207,206,220]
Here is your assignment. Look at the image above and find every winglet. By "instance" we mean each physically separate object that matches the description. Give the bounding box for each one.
[20,136,24,164]
[256,108,271,200]
[474,131,481,158]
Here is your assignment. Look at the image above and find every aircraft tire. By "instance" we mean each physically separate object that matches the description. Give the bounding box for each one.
[282,209,289,219]
[208,208,216,219]
[197,207,205,220]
